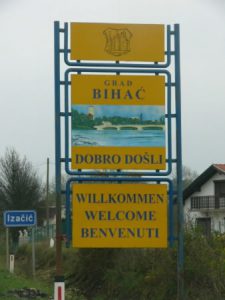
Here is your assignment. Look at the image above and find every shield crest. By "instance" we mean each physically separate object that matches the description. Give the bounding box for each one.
[103,28,132,56]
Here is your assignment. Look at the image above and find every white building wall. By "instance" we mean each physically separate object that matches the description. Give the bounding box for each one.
[184,172,225,233]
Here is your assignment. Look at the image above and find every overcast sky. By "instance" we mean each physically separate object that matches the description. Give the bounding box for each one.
[0,0,224,179]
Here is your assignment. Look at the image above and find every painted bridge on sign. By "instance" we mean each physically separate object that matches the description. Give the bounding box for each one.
[94,121,164,131]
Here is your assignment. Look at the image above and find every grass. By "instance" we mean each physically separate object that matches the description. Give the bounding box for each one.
[0,269,52,299]
[0,251,53,299]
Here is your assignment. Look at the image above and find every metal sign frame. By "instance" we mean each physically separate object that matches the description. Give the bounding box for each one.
[54,21,183,298]
[65,177,174,248]
[63,23,173,69]
[64,68,172,176]
[55,24,178,178]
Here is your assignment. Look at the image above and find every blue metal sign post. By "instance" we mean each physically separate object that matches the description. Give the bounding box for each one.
[54,21,65,300]
[3,210,37,277]
[3,210,37,227]
[174,24,184,299]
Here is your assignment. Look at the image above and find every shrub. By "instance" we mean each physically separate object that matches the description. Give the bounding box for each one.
[13,229,225,299]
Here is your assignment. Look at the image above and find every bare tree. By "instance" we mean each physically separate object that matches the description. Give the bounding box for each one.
[172,165,198,190]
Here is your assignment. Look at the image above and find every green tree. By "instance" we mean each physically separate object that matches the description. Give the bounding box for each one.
[0,148,42,244]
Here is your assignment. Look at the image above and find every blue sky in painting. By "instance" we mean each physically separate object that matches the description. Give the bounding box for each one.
[72,105,164,121]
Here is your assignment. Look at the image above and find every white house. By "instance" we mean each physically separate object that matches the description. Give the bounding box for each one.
[184,164,225,235]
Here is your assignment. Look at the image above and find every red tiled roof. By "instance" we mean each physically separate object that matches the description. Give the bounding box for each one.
[214,164,225,172]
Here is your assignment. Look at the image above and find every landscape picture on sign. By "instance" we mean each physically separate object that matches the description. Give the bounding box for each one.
[71,105,165,147]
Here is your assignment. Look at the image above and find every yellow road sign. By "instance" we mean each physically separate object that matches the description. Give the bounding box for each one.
[72,184,168,248]
[71,74,166,170]
[70,23,165,62]
[71,75,165,106]
[71,147,165,170]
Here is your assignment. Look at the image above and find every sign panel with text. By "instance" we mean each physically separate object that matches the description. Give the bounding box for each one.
[72,184,168,248]
[3,210,37,227]
[70,23,165,62]
[71,74,166,170]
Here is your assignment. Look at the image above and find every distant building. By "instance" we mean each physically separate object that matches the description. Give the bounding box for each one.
[184,164,225,235]
[88,106,95,120]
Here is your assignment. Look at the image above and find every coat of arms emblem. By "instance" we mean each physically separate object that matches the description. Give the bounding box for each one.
[103,28,132,56]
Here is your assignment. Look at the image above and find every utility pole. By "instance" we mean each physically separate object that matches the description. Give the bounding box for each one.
[46,157,50,238]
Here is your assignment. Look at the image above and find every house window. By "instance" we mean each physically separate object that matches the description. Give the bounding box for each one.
[215,181,225,208]
[191,197,199,209]
[191,196,211,209]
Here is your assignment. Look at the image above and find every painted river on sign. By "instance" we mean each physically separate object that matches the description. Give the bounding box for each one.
[72,129,165,147]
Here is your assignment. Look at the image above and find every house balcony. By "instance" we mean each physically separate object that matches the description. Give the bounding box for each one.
[191,196,225,211]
